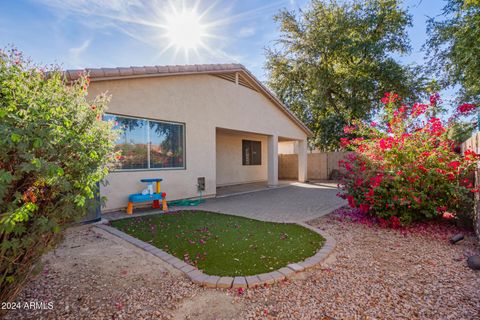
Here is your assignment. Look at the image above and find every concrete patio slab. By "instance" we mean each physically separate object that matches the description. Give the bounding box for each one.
[196,181,346,222]
[215,180,292,197]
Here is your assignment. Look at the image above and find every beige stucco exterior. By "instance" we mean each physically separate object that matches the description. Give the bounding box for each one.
[278,141,298,154]
[216,129,268,186]
[87,73,309,212]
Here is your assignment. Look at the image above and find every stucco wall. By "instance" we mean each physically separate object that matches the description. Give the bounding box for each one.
[278,141,298,154]
[216,130,268,186]
[87,74,307,211]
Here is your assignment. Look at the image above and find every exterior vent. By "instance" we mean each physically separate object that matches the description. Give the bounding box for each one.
[197,177,205,191]
[213,73,258,92]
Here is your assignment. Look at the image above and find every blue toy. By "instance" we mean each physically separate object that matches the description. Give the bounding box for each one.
[127,178,167,214]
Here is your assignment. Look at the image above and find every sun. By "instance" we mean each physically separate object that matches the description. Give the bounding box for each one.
[165,9,206,51]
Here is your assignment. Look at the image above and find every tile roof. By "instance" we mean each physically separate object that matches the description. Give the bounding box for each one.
[64,63,245,81]
[64,63,312,136]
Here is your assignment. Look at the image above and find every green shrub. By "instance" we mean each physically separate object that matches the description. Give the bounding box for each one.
[0,48,117,304]
[339,92,479,226]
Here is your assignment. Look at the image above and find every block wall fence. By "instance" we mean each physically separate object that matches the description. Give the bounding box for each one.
[278,152,351,180]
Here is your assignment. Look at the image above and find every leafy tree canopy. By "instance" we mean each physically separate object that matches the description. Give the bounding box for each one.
[265,0,425,150]
[426,0,480,104]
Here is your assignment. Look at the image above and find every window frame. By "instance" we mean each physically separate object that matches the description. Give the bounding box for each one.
[105,113,186,172]
[242,139,262,166]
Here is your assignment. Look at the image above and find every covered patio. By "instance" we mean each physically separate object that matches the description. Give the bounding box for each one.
[215,127,308,196]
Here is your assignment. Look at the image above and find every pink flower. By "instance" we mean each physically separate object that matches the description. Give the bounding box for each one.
[379,138,393,150]
[340,137,350,147]
[346,195,356,208]
[366,188,375,198]
[457,103,477,114]
[344,161,353,172]
[343,126,356,134]
[430,92,441,105]
[381,92,399,104]
[411,103,428,116]
[417,164,428,172]
[407,175,419,183]
[346,153,358,162]
[464,149,479,160]
[370,121,377,127]
[359,203,370,213]
[354,178,363,187]
[370,174,383,187]
[428,117,445,135]
[436,206,447,213]
[390,216,401,229]
[378,218,389,228]
[447,161,461,170]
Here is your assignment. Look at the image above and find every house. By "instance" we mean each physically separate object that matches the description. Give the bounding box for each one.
[66,64,313,212]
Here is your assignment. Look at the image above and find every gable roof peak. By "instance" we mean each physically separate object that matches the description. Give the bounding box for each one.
[63,63,312,136]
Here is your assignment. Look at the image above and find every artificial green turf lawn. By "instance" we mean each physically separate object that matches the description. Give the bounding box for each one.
[111,211,325,276]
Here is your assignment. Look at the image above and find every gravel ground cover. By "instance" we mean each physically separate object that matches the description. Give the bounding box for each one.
[5,209,479,319]
[237,209,480,319]
[3,226,204,320]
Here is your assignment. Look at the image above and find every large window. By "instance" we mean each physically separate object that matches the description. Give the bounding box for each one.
[104,114,185,170]
[242,140,261,165]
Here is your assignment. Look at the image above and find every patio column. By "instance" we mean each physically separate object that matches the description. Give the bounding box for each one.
[298,139,308,182]
[268,134,278,186]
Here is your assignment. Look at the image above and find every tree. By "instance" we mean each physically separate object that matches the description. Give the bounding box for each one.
[265,0,425,150]
[0,48,117,305]
[426,0,480,104]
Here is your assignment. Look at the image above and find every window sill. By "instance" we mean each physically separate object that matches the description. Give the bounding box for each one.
[110,167,186,172]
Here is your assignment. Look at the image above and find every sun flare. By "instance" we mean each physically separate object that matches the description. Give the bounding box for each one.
[165,9,206,51]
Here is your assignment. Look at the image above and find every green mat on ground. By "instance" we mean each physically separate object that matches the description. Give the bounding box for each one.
[168,199,205,206]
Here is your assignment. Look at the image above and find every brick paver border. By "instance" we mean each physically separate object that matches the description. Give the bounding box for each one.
[95,220,336,289]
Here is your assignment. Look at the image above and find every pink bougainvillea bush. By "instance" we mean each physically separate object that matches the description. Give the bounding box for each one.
[338,92,479,226]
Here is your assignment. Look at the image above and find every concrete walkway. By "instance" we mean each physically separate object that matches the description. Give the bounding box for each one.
[195,181,346,222]
[216,180,292,197]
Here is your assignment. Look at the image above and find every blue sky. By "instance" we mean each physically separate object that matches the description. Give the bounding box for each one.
[0,0,446,84]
